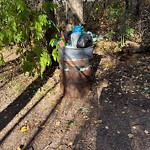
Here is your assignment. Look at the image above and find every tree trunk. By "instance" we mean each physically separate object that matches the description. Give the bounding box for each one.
[67,0,83,24]
[136,0,141,17]
[125,0,129,10]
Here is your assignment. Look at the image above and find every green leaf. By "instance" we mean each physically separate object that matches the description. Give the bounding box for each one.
[68,121,76,127]
[107,30,115,39]
[12,21,17,32]
[35,22,42,32]
[49,38,58,47]
[0,41,3,50]
[14,32,23,43]
[22,60,33,73]
[125,28,135,35]
[38,14,48,26]
[16,0,25,12]
[36,32,43,40]
[43,2,57,12]
[40,49,51,67]
[33,47,43,57]
[34,22,43,40]
[3,29,13,43]
[0,54,5,66]
[52,46,59,62]
[0,33,4,42]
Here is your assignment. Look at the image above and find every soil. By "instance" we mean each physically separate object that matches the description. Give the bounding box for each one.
[0,45,150,150]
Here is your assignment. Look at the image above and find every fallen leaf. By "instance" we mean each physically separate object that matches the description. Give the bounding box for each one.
[20,125,29,133]
[68,142,73,146]
[35,122,40,125]
[128,133,134,138]
[41,125,46,128]
[4,116,7,119]
[132,126,136,129]
[80,107,89,113]
[52,101,57,105]
[144,130,149,134]
[83,115,88,119]
[68,121,75,127]
[83,116,89,120]
[17,147,21,150]
[56,121,61,126]
[16,145,24,150]
[56,110,60,113]
[94,120,103,124]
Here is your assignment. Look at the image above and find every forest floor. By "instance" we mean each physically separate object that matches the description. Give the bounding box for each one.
[0,42,150,150]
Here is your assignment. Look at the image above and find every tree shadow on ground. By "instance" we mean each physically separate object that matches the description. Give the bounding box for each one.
[0,56,23,89]
[0,56,21,73]
[3,53,148,150]
[23,94,64,150]
[91,53,102,82]
[0,63,57,133]
[15,53,101,150]
[0,81,59,145]
[73,53,150,150]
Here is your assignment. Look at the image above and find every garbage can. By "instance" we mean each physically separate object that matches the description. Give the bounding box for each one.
[59,46,94,98]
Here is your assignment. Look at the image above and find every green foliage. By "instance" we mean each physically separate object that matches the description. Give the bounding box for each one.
[40,49,52,67]
[125,28,135,36]
[68,121,76,127]
[0,0,58,75]
[50,36,60,62]
[109,7,123,21]
[0,53,5,66]
[107,2,135,46]
[107,30,115,40]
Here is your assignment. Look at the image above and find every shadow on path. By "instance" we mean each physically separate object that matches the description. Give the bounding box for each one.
[0,64,57,133]
[73,54,150,150]
[23,94,64,150]
[0,81,59,145]
[0,56,23,89]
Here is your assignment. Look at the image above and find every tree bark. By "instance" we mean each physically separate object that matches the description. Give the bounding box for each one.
[125,0,129,10]
[136,0,141,17]
[67,0,83,24]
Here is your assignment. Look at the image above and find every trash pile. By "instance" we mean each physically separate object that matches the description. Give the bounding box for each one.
[58,25,102,48]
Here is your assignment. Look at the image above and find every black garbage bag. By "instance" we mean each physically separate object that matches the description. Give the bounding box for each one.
[77,33,93,48]
[64,31,72,45]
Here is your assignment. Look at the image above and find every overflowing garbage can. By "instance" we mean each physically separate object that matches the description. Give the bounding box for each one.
[58,25,94,98]
[59,45,94,98]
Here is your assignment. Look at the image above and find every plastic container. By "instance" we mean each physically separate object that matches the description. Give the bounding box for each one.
[59,45,94,98]
[59,46,94,60]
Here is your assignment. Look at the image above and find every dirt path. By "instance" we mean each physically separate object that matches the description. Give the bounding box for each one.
[0,48,150,150]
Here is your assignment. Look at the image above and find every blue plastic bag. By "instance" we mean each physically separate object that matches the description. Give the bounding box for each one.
[72,26,83,33]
